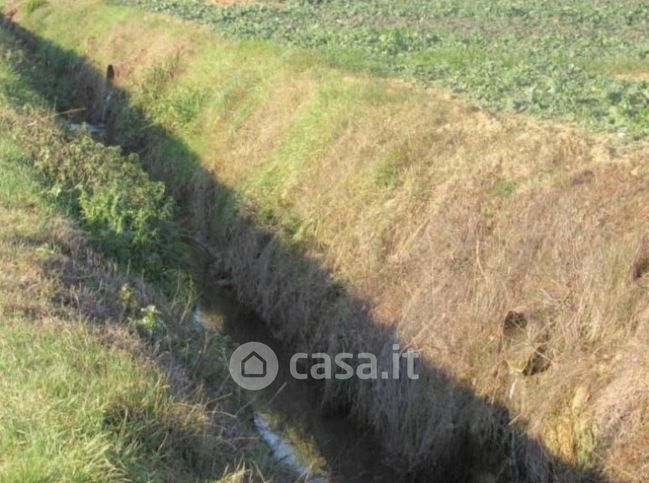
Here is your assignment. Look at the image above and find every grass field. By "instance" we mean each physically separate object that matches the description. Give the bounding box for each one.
[123,0,649,139]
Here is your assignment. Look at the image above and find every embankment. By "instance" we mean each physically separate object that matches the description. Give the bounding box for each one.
[0,26,289,481]
[6,1,649,480]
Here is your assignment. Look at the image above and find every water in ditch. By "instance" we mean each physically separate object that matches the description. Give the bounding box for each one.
[192,259,402,483]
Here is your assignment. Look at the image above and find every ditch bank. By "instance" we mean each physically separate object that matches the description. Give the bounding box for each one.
[0,15,403,482]
[193,261,402,482]
[6,1,649,481]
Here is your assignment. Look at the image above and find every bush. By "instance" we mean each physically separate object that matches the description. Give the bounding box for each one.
[30,125,184,286]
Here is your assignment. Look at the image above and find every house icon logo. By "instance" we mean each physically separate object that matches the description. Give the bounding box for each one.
[241,351,267,378]
[229,342,278,391]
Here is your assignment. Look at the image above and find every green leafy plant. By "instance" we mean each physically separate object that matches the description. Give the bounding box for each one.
[130,304,160,336]
[28,126,184,288]
[123,0,649,139]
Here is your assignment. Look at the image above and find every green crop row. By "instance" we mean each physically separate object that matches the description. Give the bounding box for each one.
[119,0,649,138]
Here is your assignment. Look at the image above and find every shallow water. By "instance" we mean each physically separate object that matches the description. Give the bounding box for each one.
[253,412,327,482]
[193,264,402,482]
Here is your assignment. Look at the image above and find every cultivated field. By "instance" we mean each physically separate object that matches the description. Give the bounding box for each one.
[127,0,649,138]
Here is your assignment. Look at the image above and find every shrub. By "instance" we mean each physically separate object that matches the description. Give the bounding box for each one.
[29,124,184,286]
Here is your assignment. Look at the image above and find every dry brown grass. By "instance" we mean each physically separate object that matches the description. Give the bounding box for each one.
[12,1,649,480]
[613,71,649,82]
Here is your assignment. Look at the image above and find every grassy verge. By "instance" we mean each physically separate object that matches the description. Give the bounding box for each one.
[6,1,649,480]
[0,29,280,483]
[0,138,259,482]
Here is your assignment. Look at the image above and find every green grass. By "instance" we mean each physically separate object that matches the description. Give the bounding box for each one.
[489,178,517,198]
[0,321,175,482]
[24,0,48,15]
[122,0,649,139]
[0,140,202,482]
[0,29,186,293]
[0,140,41,207]
[0,32,274,483]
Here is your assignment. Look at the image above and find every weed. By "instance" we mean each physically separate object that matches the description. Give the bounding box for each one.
[489,179,517,198]
[24,0,47,15]
[0,34,276,483]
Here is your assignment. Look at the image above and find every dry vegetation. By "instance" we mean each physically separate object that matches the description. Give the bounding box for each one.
[7,0,649,481]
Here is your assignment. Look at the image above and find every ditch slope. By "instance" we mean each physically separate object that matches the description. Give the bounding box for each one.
[5,1,649,481]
